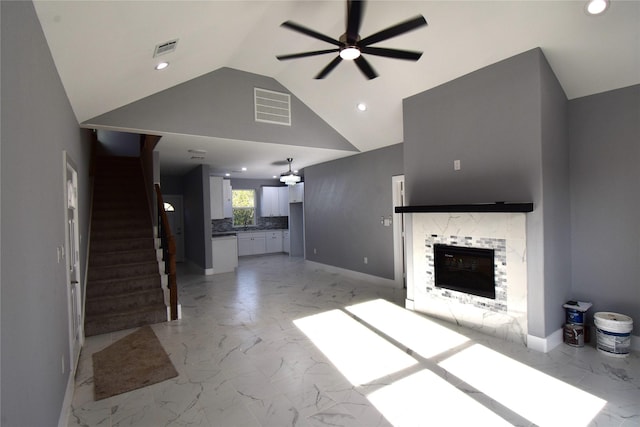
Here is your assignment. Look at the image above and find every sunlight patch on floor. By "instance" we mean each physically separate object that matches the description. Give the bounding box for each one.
[439,343,607,426]
[346,299,470,358]
[367,369,513,426]
[294,309,417,385]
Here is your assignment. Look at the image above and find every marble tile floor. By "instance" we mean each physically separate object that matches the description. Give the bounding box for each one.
[68,254,640,427]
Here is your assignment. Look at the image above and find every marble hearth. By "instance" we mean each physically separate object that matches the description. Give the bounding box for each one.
[403,210,529,346]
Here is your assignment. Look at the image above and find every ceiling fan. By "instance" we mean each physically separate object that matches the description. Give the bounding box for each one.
[276,0,427,80]
[280,158,301,186]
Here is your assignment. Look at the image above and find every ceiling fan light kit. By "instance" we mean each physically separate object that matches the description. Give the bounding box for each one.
[280,158,301,186]
[276,0,427,80]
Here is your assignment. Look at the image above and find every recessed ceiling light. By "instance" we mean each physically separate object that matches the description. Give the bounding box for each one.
[586,0,609,15]
[225,173,231,177]
[357,103,367,112]
[241,167,247,171]
[273,175,277,179]
[155,61,169,71]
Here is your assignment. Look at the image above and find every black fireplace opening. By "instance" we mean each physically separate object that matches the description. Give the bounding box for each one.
[433,244,496,299]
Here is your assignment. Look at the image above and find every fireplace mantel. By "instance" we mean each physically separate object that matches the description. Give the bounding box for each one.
[395,202,533,214]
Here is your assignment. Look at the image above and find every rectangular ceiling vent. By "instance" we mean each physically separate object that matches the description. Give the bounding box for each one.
[153,39,178,57]
[254,88,291,126]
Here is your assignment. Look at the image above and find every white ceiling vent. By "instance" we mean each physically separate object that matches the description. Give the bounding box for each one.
[254,88,291,126]
[153,39,178,57]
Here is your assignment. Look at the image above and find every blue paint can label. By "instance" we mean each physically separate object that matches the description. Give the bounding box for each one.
[566,309,584,325]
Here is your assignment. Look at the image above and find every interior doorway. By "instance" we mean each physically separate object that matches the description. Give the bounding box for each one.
[392,175,406,288]
[64,152,83,372]
[163,195,185,262]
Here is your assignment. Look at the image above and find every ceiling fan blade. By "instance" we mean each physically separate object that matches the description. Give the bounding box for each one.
[315,56,343,79]
[281,21,342,47]
[359,15,427,47]
[346,0,365,44]
[360,46,423,61]
[354,56,378,80]
[277,48,340,61]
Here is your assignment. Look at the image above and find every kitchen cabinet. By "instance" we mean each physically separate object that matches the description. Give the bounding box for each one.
[222,179,232,218]
[237,232,266,256]
[210,177,232,219]
[278,187,289,216]
[211,235,238,274]
[261,186,288,217]
[265,230,283,253]
[283,230,290,254]
[289,182,304,203]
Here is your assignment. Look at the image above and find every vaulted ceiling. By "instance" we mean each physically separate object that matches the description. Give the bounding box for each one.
[34,1,640,178]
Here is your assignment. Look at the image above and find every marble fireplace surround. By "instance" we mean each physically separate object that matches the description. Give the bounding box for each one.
[398,203,533,347]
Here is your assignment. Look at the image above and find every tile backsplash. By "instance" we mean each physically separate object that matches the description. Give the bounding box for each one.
[212,217,288,234]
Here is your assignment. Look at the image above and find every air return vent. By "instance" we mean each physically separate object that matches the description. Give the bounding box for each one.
[254,88,291,126]
[153,39,178,57]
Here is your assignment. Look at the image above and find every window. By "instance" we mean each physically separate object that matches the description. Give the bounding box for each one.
[232,189,256,227]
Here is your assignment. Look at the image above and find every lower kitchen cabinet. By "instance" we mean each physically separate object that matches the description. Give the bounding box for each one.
[265,230,283,253]
[237,232,266,256]
[237,230,285,256]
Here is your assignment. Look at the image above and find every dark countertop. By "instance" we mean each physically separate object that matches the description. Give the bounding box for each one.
[212,232,238,238]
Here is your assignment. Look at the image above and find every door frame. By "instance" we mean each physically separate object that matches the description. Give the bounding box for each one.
[392,175,406,288]
[63,151,83,373]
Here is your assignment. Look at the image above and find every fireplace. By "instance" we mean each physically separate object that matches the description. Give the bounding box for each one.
[401,210,529,345]
[434,244,496,299]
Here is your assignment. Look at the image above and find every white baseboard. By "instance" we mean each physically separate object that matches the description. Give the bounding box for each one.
[57,367,76,427]
[527,328,564,353]
[305,260,399,288]
[528,330,640,354]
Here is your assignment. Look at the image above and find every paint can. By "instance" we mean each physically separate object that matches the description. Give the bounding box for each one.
[565,308,584,325]
[563,323,585,347]
[594,312,633,357]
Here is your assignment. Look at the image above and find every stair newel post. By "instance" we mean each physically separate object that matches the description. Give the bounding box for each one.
[167,239,178,320]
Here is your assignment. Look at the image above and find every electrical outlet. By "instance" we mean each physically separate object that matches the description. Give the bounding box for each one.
[61,355,65,374]
[364,257,368,264]
[454,159,461,170]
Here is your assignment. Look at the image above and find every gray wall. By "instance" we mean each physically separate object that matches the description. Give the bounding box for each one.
[402,48,570,338]
[96,130,140,157]
[539,56,571,337]
[304,144,403,279]
[86,68,358,154]
[160,174,185,195]
[1,2,92,425]
[569,85,640,325]
[182,165,212,271]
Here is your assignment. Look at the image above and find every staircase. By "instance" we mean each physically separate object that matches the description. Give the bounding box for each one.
[84,156,167,337]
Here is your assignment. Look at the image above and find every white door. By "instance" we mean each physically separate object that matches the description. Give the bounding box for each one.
[64,152,83,372]
[392,175,406,288]
[163,195,185,262]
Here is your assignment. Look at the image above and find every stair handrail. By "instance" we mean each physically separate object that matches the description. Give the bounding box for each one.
[154,184,178,320]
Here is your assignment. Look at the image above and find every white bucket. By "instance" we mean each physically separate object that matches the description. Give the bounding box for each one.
[594,312,633,357]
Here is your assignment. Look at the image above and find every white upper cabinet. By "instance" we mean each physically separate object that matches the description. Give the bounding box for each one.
[261,186,288,217]
[210,177,232,219]
[223,179,232,218]
[278,187,289,216]
[289,182,304,203]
